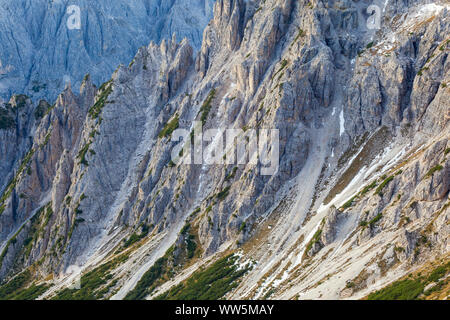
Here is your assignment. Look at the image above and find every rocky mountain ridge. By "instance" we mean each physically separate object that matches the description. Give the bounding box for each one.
[0,0,214,101]
[0,0,448,300]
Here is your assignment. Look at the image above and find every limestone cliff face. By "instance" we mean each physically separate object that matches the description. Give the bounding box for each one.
[0,77,95,277]
[0,95,35,195]
[0,0,448,300]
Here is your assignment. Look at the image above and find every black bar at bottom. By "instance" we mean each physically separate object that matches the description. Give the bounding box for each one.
[0,300,445,319]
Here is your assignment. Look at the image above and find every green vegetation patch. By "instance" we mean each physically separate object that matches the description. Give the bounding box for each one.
[180,223,198,259]
[122,224,150,249]
[305,229,322,253]
[340,180,378,211]
[367,260,450,300]
[369,213,383,227]
[360,212,383,229]
[342,196,356,209]
[272,59,288,80]
[40,130,52,149]
[158,114,179,139]
[291,28,305,46]
[88,80,113,119]
[424,165,443,179]
[76,141,92,166]
[0,270,50,300]
[0,148,35,215]
[34,100,52,120]
[21,203,53,259]
[124,246,176,300]
[14,95,29,109]
[216,186,231,201]
[368,278,424,300]
[360,221,368,228]
[0,225,25,268]
[427,261,450,283]
[0,107,15,129]
[225,167,238,182]
[52,253,129,300]
[155,254,250,300]
[360,180,378,196]
[125,223,201,300]
[375,176,394,196]
[199,89,216,125]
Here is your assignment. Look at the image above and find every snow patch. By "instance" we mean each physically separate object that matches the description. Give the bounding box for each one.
[339,109,345,136]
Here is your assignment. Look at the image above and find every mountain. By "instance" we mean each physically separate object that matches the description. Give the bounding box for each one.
[0,0,214,102]
[0,0,449,300]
